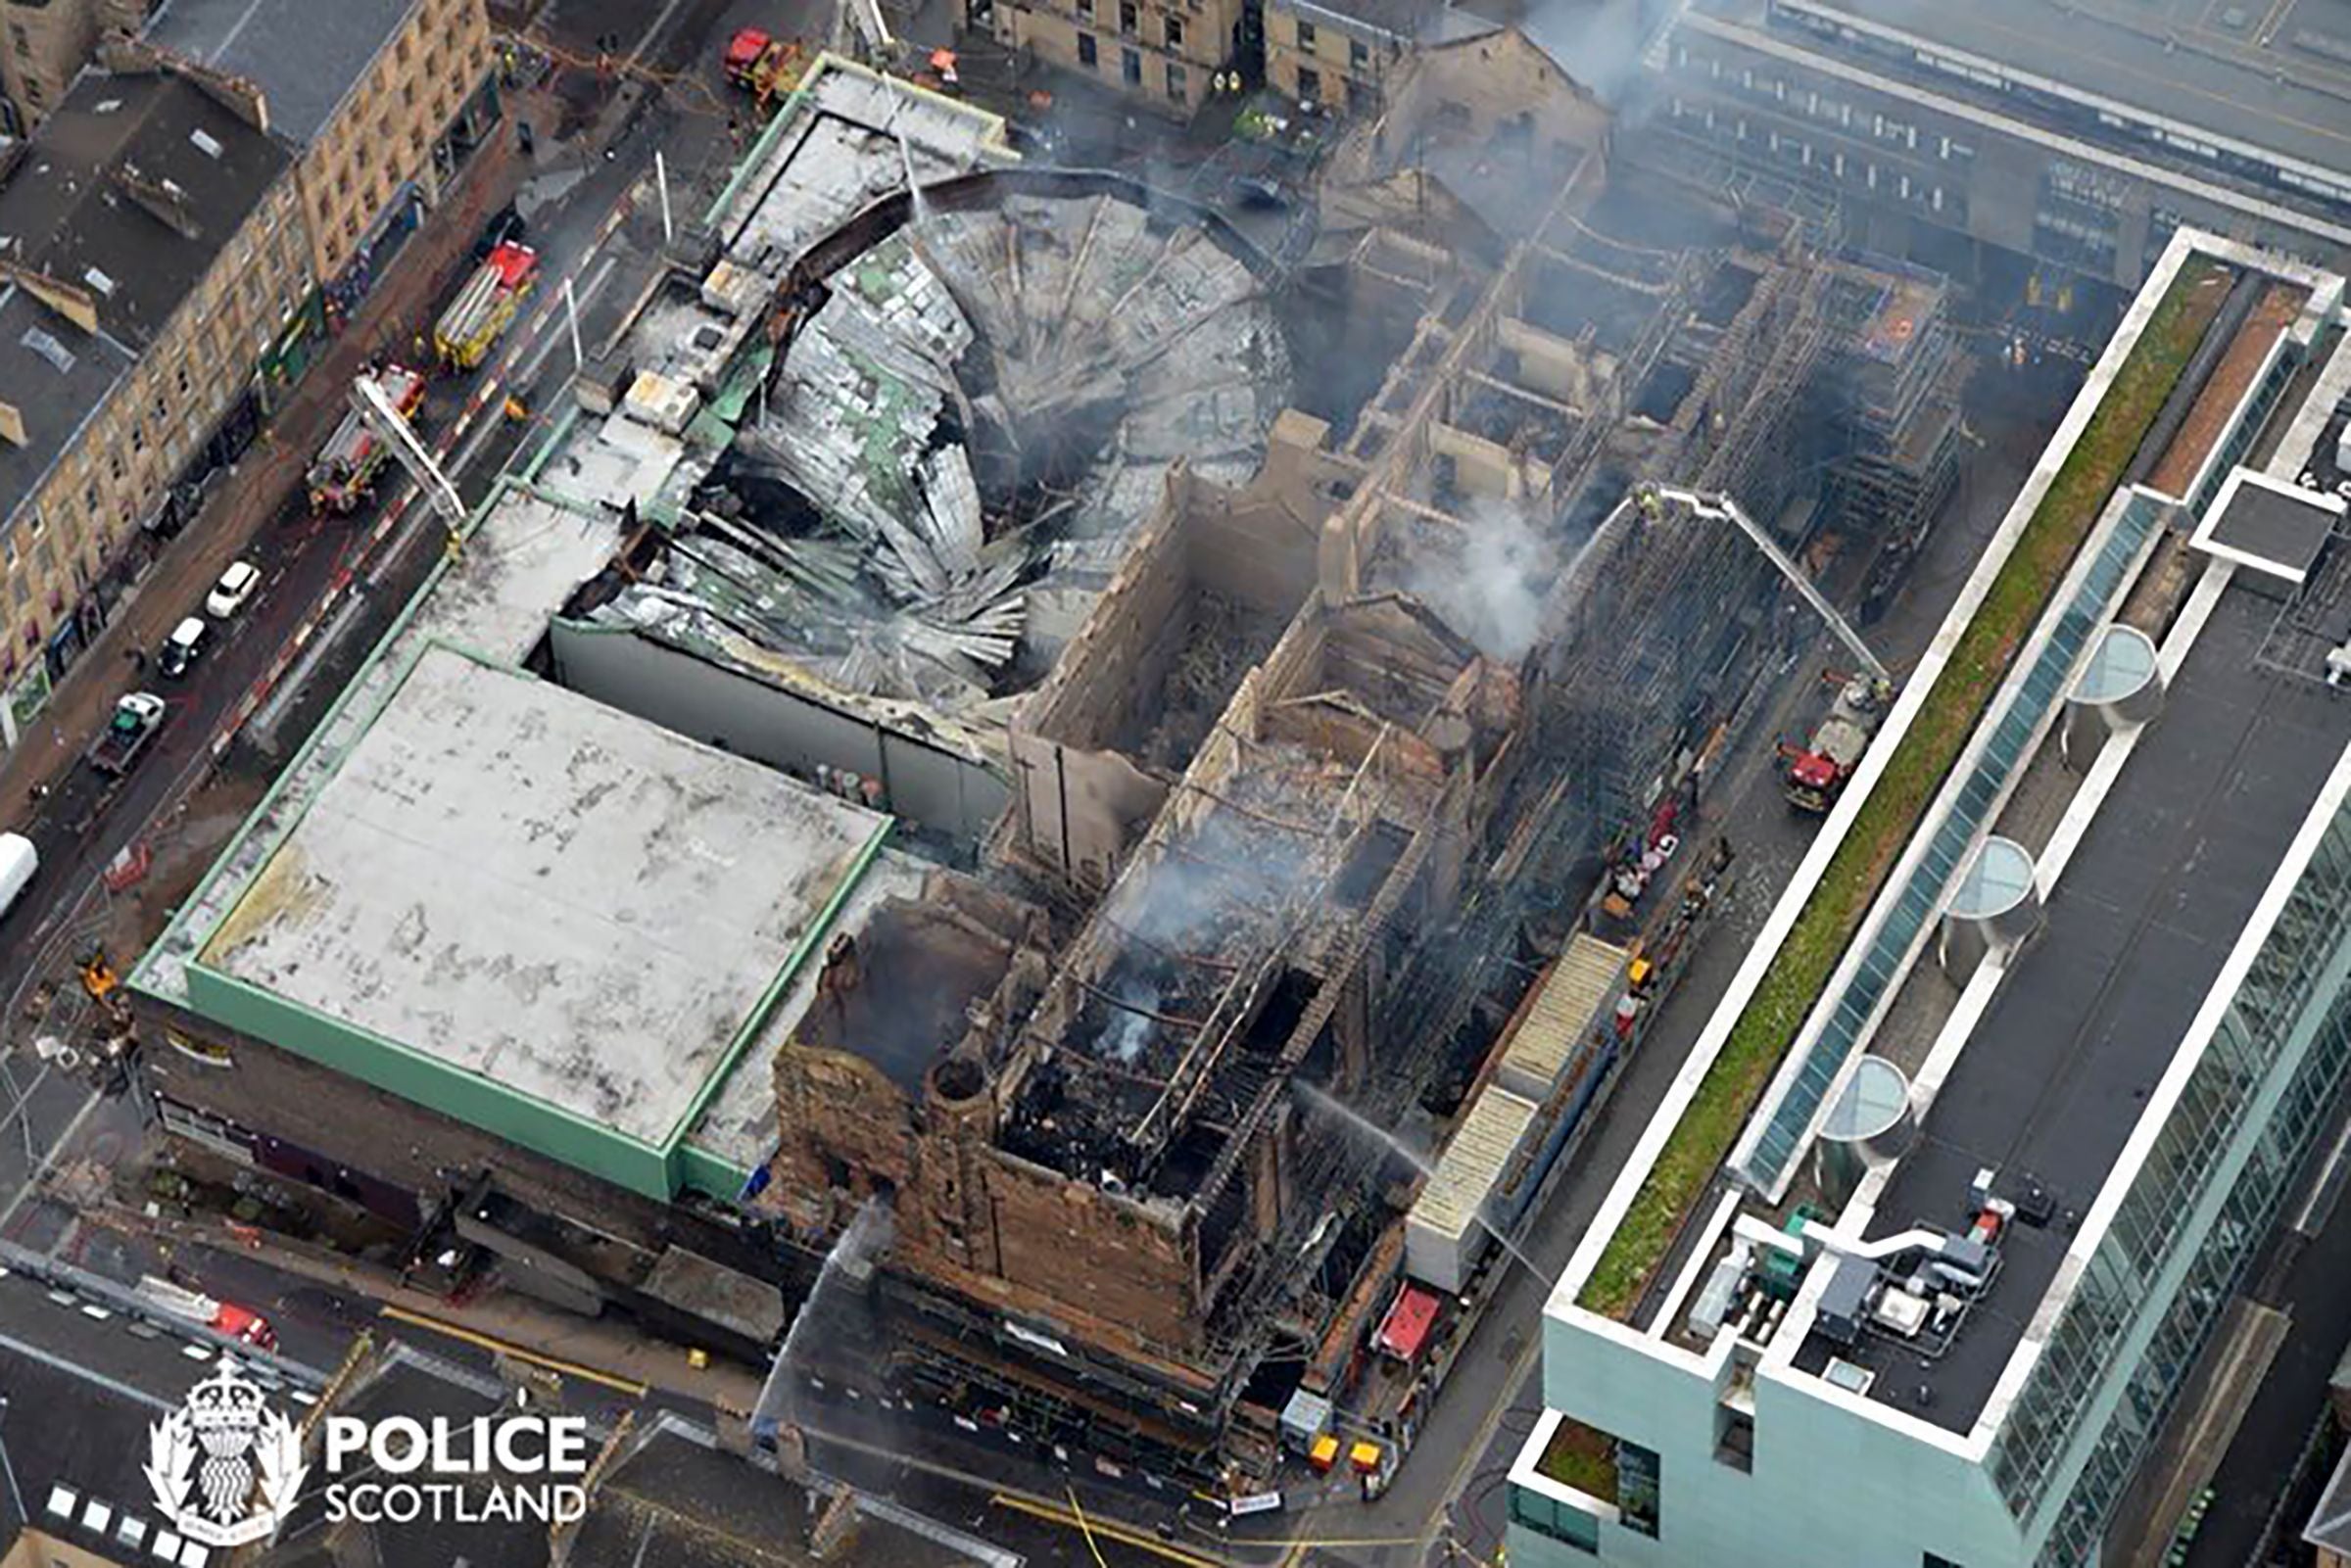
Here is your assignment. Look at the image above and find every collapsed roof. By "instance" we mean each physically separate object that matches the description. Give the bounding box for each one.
[588,188,1294,715]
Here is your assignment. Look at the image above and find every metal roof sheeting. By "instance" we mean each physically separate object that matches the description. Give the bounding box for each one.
[1405,1085,1541,1293]
[1496,933,1627,1102]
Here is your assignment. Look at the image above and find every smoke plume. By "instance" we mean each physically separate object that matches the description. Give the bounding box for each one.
[1404,498,1558,661]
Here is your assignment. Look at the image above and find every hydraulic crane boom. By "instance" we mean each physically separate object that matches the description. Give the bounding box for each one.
[1639,483,1890,683]
[351,373,465,536]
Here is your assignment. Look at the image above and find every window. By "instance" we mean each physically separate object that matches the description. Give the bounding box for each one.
[1078,30,1096,65]
[1298,65,1320,98]
[1118,0,1136,32]
[1122,45,1141,82]
[1166,61,1186,99]
[1297,19,1316,48]
[1164,14,1182,47]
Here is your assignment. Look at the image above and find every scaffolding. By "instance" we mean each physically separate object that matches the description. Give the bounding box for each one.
[1819,259,1965,560]
[1544,251,1837,840]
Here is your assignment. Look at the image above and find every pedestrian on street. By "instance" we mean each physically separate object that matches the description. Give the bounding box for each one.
[130,647,147,673]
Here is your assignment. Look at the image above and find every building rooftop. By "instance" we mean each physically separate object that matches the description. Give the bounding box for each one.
[2190,467,2345,588]
[0,283,131,536]
[197,644,888,1151]
[597,190,1288,723]
[694,846,934,1174]
[142,0,412,149]
[568,1413,1012,1568]
[0,68,288,349]
[713,63,1015,272]
[2308,1438,2351,1559]
[136,481,629,1011]
[1747,0,2351,188]
[1800,575,2351,1431]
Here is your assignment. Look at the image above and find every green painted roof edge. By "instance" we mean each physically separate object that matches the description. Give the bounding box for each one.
[127,471,587,999]
[662,814,894,1159]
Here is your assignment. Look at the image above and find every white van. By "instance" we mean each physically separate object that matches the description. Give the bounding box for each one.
[0,832,34,922]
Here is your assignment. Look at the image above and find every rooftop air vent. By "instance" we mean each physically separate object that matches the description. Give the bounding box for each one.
[2063,623,2163,766]
[22,327,75,373]
[1812,1054,1916,1207]
[82,267,117,298]
[1939,835,2041,981]
[189,127,223,159]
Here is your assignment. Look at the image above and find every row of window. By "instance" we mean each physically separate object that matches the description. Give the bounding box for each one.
[1285,16,1372,70]
[326,17,490,261]
[1673,46,1977,165]
[1664,100,1960,218]
[5,4,492,664]
[1073,30,1188,98]
[1896,28,2351,214]
[1072,0,1185,52]
[1993,778,2351,1549]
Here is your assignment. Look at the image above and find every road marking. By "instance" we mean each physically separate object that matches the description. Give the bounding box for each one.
[521,253,618,380]
[376,1304,650,1395]
[1067,1487,1114,1568]
[0,1083,101,1233]
[989,1495,1219,1568]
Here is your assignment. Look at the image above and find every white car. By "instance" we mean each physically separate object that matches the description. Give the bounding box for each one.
[205,561,260,619]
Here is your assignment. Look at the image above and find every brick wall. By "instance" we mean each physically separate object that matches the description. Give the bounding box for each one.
[771,1037,1211,1356]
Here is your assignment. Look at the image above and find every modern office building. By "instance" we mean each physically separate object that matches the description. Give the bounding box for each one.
[1508,229,2351,1567]
[1606,0,2351,288]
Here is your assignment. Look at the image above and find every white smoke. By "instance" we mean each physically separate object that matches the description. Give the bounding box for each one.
[1404,498,1558,661]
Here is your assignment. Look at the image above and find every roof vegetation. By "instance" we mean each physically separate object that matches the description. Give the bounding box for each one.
[1578,256,2232,1322]
[1535,1415,1621,1503]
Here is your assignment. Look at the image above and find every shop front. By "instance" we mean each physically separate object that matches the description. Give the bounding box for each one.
[260,289,330,411]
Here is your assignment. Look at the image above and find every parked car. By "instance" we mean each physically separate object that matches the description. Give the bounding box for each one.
[205,560,260,619]
[158,616,209,680]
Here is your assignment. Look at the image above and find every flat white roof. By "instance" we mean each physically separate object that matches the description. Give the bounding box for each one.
[203,647,888,1147]
[1410,1084,1540,1245]
[688,845,934,1170]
